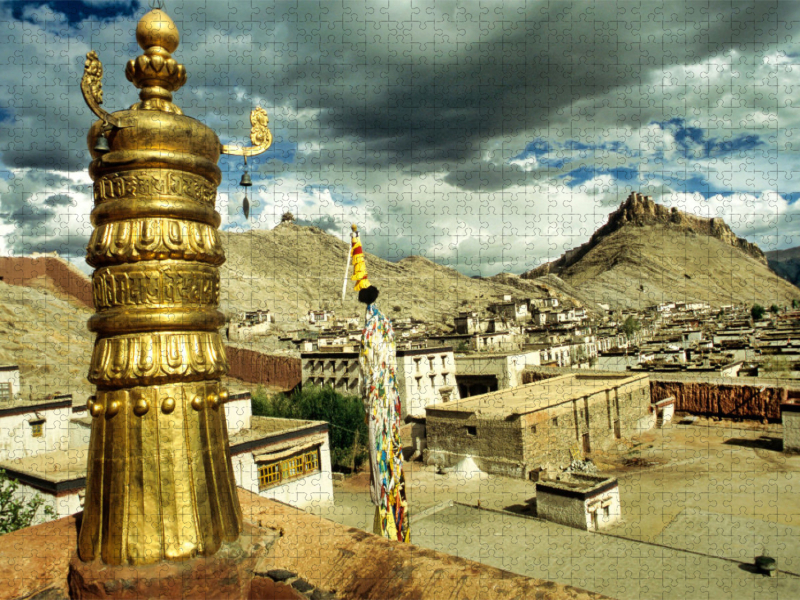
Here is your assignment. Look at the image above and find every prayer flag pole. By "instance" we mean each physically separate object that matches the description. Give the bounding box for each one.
[348,224,410,542]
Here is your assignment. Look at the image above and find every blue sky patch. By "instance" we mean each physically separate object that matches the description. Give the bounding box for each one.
[562,166,639,188]
[654,118,764,159]
[8,1,140,25]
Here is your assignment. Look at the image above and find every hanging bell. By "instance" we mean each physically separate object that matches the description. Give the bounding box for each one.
[94,133,110,153]
[243,195,250,220]
[239,171,252,187]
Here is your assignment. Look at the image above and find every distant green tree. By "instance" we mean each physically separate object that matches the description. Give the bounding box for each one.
[793,299,800,310]
[252,385,368,471]
[770,304,781,315]
[621,316,641,339]
[0,470,55,534]
[751,304,766,320]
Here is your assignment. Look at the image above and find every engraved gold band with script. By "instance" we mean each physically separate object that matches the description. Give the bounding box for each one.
[94,170,216,206]
[92,261,220,310]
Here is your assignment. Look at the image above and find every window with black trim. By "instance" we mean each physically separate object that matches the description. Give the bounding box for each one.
[31,421,44,438]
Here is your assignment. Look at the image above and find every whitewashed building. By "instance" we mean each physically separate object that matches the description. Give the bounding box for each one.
[536,475,621,531]
[0,391,335,525]
[782,402,800,454]
[0,395,72,462]
[0,448,86,525]
[0,365,21,403]
[302,347,459,419]
[229,414,334,508]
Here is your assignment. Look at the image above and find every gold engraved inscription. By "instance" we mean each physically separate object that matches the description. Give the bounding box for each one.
[87,218,225,267]
[95,170,216,206]
[89,331,228,386]
[93,264,220,310]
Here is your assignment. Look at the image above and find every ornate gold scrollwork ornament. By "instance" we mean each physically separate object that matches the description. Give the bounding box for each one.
[221,106,274,157]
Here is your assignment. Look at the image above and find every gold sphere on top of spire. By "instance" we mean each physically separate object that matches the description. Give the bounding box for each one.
[135,8,180,53]
[125,7,186,113]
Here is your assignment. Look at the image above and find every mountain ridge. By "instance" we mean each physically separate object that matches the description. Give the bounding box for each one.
[519,192,798,309]
[523,192,766,280]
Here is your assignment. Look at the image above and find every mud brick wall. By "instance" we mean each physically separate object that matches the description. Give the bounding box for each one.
[425,410,526,477]
[0,256,93,309]
[522,370,560,384]
[427,376,652,477]
[521,378,652,468]
[225,346,301,391]
[650,380,788,420]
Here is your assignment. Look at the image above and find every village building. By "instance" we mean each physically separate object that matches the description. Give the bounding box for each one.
[425,373,653,479]
[0,365,21,403]
[0,394,72,461]
[0,391,334,524]
[454,350,542,398]
[782,402,800,453]
[301,346,458,418]
[0,448,87,524]
[454,311,480,335]
[228,406,334,508]
[489,300,528,321]
[227,310,274,341]
[529,297,560,309]
[308,309,335,325]
[536,474,621,531]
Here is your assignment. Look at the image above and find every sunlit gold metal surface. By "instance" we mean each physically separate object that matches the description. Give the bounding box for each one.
[221,106,274,157]
[78,7,245,566]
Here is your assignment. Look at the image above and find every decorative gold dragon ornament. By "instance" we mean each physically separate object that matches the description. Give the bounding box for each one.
[78,6,272,566]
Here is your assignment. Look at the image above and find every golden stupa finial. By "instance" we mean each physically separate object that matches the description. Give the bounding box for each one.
[124,5,187,114]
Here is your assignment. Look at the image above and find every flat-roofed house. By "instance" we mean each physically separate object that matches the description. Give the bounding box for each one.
[425,373,653,478]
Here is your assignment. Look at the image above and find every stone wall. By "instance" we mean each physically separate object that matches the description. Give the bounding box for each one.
[226,346,301,391]
[536,488,587,529]
[525,367,800,422]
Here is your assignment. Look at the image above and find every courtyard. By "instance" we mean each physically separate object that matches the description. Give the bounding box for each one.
[311,417,800,599]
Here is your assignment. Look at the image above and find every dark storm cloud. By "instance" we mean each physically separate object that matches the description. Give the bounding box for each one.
[297,1,797,168]
[162,0,800,197]
[3,0,799,273]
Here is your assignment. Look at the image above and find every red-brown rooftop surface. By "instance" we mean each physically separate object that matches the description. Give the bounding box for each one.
[0,488,608,600]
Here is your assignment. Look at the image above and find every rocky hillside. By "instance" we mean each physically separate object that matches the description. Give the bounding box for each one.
[522,192,800,309]
[0,279,94,400]
[219,223,582,326]
[766,246,800,287]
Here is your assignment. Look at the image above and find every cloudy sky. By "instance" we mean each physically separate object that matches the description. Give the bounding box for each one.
[2,0,800,276]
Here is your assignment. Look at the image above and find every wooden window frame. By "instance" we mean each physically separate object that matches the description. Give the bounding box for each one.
[257,447,321,492]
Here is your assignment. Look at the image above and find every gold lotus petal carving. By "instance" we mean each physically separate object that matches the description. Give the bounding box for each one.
[88,331,228,386]
[87,219,225,267]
